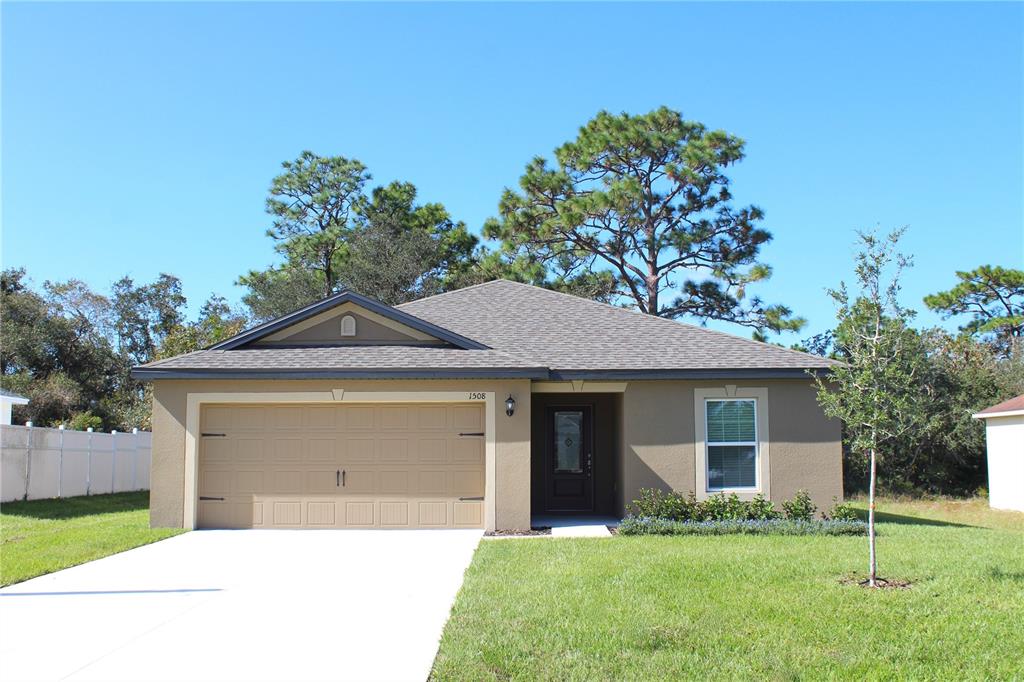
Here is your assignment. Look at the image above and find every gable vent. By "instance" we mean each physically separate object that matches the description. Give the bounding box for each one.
[340,315,357,337]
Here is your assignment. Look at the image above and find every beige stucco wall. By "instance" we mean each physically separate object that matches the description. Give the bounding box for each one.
[150,376,841,529]
[619,379,842,515]
[149,378,532,531]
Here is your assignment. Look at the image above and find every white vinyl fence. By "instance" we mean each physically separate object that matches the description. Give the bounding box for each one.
[1,424,151,503]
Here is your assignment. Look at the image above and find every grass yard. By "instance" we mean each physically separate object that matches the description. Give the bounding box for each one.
[1,492,183,587]
[433,498,1024,680]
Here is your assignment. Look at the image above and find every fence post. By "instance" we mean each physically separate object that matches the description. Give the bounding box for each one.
[111,430,118,493]
[86,427,94,496]
[24,421,33,501]
[132,428,139,491]
[58,424,65,498]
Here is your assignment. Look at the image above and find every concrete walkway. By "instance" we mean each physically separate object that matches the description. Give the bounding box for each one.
[0,529,481,682]
[533,516,619,538]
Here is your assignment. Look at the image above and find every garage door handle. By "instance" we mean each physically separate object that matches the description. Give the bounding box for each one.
[337,470,345,487]
[199,496,225,501]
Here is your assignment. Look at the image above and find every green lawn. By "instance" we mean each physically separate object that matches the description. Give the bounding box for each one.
[433,498,1024,680]
[1,492,183,587]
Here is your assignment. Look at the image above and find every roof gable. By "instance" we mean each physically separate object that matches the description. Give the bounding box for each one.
[210,290,488,351]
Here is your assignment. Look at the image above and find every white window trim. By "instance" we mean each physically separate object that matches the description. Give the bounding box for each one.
[705,398,759,492]
[693,387,770,500]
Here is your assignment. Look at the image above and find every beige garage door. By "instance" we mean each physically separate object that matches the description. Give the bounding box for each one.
[197,403,485,529]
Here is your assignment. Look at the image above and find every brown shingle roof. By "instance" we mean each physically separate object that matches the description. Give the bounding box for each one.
[975,394,1024,417]
[399,280,835,374]
[134,280,835,379]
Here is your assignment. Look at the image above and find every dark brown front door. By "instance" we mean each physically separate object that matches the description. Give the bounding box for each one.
[544,406,594,512]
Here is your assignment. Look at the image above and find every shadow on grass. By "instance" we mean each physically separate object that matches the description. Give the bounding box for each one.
[0,491,150,521]
[861,509,975,529]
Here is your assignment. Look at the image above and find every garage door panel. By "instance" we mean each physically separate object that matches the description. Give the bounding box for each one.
[236,438,265,461]
[380,439,409,462]
[307,438,338,462]
[267,470,303,493]
[379,470,409,494]
[235,470,264,493]
[306,501,336,526]
[306,406,338,430]
[273,438,303,460]
[345,438,377,462]
[454,502,483,527]
[272,406,304,430]
[451,439,483,463]
[381,406,410,430]
[419,470,447,494]
[346,501,375,525]
[417,406,447,430]
[273,501,302,526]
[380,502,409,526]
[198,403,484,529]
[306,470,338,493]
[346,407,375,430]
[235,407,267,431]
[418,439,447,463]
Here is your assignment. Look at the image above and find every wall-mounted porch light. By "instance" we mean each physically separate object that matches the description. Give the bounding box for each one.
[505,394,516,417]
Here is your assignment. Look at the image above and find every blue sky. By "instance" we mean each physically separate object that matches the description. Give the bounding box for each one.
[3,2,1021,341]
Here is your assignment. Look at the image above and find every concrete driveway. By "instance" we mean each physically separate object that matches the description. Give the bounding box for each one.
[0,529,481,681]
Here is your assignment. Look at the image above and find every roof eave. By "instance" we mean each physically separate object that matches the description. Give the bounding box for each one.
[548,367,833,381]
[972,409,1024,420]
[131,367,550,381]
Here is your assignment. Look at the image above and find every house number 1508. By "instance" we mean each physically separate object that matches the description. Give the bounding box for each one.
[468,392,486,400]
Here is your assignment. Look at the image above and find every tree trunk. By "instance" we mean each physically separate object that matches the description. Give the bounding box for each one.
[868,447,878,587]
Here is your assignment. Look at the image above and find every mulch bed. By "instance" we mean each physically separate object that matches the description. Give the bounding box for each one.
[484,527,552,537]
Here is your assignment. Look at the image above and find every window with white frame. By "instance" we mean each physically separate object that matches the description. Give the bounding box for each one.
[705,399,758,490]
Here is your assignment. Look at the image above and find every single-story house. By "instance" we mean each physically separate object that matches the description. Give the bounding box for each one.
[973,394,1024,513]
[133,279,842,531]
[0,388,30,426]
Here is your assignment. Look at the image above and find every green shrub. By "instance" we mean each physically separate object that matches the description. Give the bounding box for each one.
[628,488,700,522]
[782,489,817,521]
[826,498,859,522]
[67,411,103,431]
[701,493,748,521]
[747,494,781,521]
[618,517,867,537]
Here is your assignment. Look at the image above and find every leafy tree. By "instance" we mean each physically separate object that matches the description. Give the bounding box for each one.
[1,269,121,428]
[111,274,187,364]
[339,182,478,305]
[239,265,323,322]
[263,151,370,298]
[159,295,249,358]
[924,265,1024,355]
[814,228,926,587]
[241,153,479,316]
[484,107,804,333]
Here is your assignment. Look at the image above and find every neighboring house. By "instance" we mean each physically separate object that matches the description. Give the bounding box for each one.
[973,394,1024,512]
[0,388,30,426]
[132,280,842,531]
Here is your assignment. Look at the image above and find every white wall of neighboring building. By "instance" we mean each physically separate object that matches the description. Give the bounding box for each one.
[1,396,29,426]
[984,414,1024,512]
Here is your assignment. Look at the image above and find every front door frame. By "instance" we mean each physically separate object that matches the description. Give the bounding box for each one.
[542,404,596,513]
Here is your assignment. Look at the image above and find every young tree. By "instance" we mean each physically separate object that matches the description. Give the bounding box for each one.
[814,228,926,587]
[484,107,804,333]
[924,265,1024,356]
